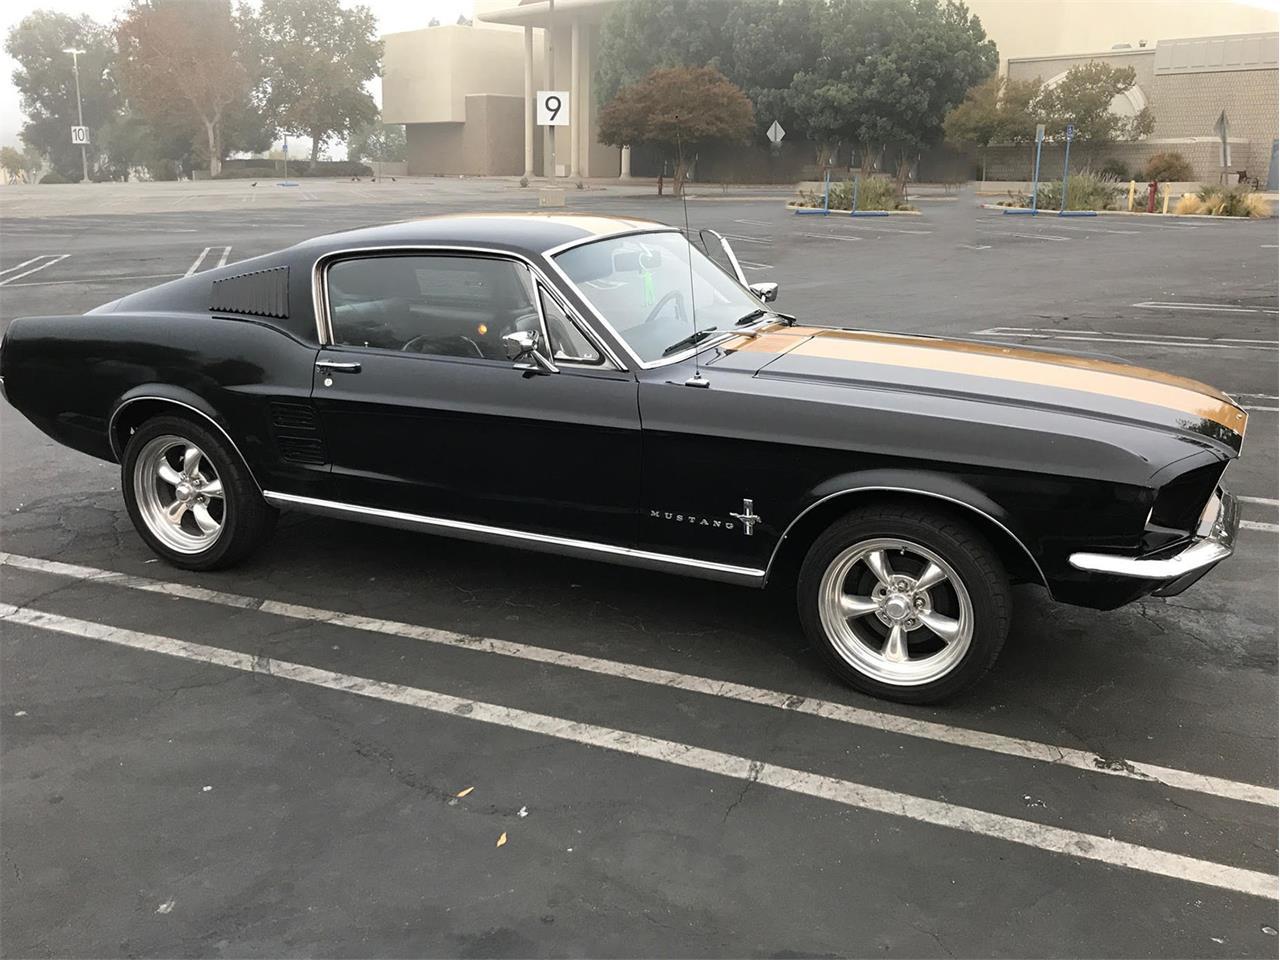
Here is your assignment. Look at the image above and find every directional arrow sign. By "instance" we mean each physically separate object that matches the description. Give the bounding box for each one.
[767,120,785,144]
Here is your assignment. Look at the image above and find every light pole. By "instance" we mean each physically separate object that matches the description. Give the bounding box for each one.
[62,47,89,183]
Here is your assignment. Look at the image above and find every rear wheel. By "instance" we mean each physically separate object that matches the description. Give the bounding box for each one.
[121,415,275,570]
[797,504,1011,703]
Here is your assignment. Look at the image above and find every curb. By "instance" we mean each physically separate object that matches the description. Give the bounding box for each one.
[978,202,1272,220]
[784,203,923,216]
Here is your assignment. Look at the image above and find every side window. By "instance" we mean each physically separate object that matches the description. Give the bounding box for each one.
[326,255,540,361]
[540,286,602,365]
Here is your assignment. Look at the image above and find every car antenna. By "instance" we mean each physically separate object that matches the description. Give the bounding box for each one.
[677,122,709,389]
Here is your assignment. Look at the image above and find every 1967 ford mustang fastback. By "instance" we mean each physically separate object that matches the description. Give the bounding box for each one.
[0,213,1246,702]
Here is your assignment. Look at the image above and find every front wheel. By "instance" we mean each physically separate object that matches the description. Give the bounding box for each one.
[121,414,275,571]
[797,504,1011,703]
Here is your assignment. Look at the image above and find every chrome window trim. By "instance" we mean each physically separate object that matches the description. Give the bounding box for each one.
[765,486,1049,589]
[311,244,626,372]
[264,490,766,587]
[543,228,767,371]
[533,278,606,369]
[107,396,262,492]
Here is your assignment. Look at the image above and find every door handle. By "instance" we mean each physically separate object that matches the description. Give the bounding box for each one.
[316,360,361,373]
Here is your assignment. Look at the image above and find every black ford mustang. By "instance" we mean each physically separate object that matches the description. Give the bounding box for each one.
[0,213,1245,702]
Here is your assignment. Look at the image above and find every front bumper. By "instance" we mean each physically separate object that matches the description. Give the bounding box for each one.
[1068,486,1239,593]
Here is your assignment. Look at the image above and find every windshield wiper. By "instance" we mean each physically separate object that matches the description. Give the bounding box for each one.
[735,308,769,326]
[661,327,719,356]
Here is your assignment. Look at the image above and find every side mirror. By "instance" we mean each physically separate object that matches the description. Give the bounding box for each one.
[749,282,779,303]
[502,329,558,374]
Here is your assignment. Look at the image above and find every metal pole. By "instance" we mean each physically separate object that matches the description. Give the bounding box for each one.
[547,0,556,179]
[1030,138,1043,215]
[1059,136,1072,213]
[67,49,89,183]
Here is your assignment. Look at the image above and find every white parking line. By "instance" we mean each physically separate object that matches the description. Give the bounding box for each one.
[0,256,46,278]
[216,245,232,268]
[957,243,992,250]
[720,233,771,244]
[184,247,211,277]
[0,551,1272,808]
[1,602,1273,900]
[0,254,70,286]
[983,231,1071,242]
[3,272,183,289]
[834,222,933,236]
[1244,406,1278,412]
[971,328,1278,351]
[1134,301,1279,315]
[734,219,770,226]
[738,260,773,271]
[804,233,863,242]
[1241,520,1280,533]
[1239,496,1280,507]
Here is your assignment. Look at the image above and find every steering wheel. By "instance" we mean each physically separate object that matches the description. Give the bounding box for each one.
[642,289,687,329]
[401,335,485,359]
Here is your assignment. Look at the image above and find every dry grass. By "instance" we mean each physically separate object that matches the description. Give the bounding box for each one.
[1242,193,1274,218]
[1174,194,1204,215]
[1173,188,1273,218]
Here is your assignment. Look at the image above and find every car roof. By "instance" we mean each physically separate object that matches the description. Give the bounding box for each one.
[296,212,673,257]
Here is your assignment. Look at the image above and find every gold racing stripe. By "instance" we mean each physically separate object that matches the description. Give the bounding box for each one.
[791,330,1247,435]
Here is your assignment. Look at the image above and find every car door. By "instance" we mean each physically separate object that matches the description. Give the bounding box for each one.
[310,251,640,546]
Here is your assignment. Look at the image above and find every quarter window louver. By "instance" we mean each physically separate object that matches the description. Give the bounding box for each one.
[210,266,289,319]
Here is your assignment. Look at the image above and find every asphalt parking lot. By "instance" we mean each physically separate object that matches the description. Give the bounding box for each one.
[2,178,1277,957]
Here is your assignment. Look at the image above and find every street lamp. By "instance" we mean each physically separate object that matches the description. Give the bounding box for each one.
[62,47,89,183]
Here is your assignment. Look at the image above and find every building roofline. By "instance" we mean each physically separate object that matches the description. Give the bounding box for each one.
[1007,30,1279,65]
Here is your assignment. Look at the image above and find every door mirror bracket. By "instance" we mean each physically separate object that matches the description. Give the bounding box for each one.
[502,330,559,375]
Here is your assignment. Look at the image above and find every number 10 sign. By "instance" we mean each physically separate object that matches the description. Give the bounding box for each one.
[537,91,569,126]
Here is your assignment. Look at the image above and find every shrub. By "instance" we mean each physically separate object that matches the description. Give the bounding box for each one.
[1020,172,1124,211]
[797,175,909,211]
[1194,184,1272,218]
[39,169,73,184]
[1143,152,1194,183]
[1100,158,1130,180]
[1174,193,1203,215]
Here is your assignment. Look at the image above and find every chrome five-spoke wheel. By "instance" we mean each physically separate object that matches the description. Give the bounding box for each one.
[133,435,226,554]
[817,537,975,687]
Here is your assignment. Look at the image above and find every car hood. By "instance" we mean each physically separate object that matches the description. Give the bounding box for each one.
[712,324,1247,455]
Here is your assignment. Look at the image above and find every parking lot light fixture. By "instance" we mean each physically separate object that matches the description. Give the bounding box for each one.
[62,47,89,184]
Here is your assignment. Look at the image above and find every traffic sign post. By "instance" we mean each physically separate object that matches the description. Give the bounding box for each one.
[537,91,569,127]
[1004,123,1046,217]
[766,121,785,146]
[1056,122,1096,217]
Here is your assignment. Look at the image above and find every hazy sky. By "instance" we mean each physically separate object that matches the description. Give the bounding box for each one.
[0,0,473,150]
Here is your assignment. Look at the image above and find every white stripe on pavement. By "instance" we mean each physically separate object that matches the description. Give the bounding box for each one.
[1133,301,1279,315]
[1238,496,1279,507]
[1241,520,1280,533]
[0,254,69,286]
[720,234,772,244]
[804,233,863,242]
[734,219,770,226]
[1,602,1274,900]
[0,256,46,278]
[0,551,1272,808]
[216,245,232,268]
[970,329,1277,351]
[184,247,211,277]
[976,327,1276,347]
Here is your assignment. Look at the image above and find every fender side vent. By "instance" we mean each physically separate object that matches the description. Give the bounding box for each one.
[210,266,289,319]
[277,437,326,465]
[270,400,319,432]
[269,400,327,465]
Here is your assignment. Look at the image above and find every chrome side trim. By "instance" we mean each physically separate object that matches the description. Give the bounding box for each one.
[1070,486,1238,579]
[766,486,1049,589]
[107,396,262,492]
[263,491,767,587]
[310,244,626,372]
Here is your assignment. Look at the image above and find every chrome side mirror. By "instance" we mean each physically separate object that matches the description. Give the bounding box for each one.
[502,329,558,374]
[749,282,779,303]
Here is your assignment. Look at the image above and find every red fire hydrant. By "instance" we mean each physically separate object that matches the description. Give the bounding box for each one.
[1146,180,1158,214]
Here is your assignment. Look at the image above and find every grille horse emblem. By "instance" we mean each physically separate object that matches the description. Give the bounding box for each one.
[730,498,761,536]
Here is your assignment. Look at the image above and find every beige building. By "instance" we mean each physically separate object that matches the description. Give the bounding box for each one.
[380,0,1280,180]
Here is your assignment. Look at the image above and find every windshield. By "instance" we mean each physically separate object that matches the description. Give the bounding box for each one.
[554,231,772,364]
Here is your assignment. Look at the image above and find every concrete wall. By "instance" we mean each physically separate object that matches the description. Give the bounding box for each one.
[405,95,541,176]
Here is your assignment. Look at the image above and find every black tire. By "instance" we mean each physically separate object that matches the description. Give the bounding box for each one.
[121,414,276,570]
[797,503,1011,704]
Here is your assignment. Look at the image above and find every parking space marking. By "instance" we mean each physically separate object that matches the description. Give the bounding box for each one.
[0,254,70,286]
[832,222,933,236]
[2,551,1273,808]
[1241,520,1280,533]
[1,272,184,289]
[1,601,1274,900]
[216,245,232,268]
[804,233,863,242]
[971,327,1278,351]
[957,243,992,250]
[734,219,771,227]
[0,256,47,278]
[978,231,1071,242]
[720,233,772,245]
[738,260,773,271]
[1134,301,1279,315]
[1239,497,1280,507]
[184,247,212,276]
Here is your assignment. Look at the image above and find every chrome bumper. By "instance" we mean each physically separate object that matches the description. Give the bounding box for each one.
[1069,487,1238,580]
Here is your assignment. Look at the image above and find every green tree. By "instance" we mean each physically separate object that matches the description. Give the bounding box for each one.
[721,0,824,138]
[594,0,728,108]
[0,146,25,182]
[598,66,755,194]
[943,73,1040,179]
[788,0,997,188]
[348,120,406,164]
[116,0,254,178]
[1034,62,1154,162]
[243,0,381,163]
[4,11,121,180]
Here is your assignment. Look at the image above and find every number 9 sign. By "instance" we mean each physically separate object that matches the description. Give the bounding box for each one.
[537,91,570,127]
